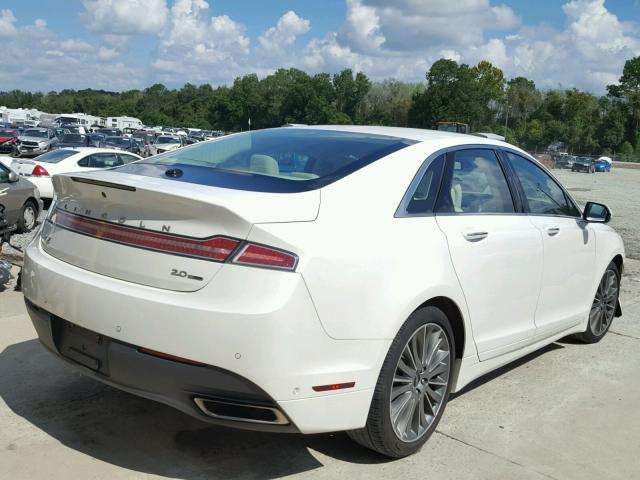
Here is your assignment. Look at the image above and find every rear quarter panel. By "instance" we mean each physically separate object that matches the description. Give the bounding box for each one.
[249,141,478,358]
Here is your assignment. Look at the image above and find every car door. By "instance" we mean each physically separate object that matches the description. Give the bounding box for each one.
[0,163,26,224]
[435,148,543,361]
[502,151,595,335]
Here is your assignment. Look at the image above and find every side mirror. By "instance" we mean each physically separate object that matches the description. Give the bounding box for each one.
[8,171,19,183]
[583,202,611,223]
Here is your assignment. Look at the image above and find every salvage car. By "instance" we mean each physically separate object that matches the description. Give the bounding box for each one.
[103,136,144,156]
[10,148,141,200]
[55,133,90,149]
[0,161,41,232]
[571,156,595,173]
[0,129,18,153]
[595,159,611,172]
[152,135,183,154]
[22,126,624,458]
[15,128,58,157]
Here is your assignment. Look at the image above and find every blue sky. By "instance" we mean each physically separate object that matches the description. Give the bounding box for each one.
[0,0,639,93]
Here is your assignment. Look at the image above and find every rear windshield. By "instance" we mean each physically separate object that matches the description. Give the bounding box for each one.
[117,128,415,192]
[34,149,77,163]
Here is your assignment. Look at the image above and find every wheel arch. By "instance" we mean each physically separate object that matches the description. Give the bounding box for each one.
[414,296,465,361]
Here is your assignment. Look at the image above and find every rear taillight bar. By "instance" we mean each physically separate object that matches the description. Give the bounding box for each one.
[52,209,239,262]
[51,209,298,270]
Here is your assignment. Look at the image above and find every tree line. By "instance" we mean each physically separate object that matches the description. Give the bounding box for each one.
[1,56,639,161]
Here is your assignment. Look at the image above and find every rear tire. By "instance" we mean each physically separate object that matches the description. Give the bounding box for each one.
[347,307,454,457]
[574,262,619,344]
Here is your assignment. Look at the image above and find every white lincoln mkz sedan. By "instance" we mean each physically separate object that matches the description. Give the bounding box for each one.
[23,126,624,457]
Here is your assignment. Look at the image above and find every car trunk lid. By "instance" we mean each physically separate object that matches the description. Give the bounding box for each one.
[40,170,319,291]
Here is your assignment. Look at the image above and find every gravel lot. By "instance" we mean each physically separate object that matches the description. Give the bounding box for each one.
[1,164,639,479]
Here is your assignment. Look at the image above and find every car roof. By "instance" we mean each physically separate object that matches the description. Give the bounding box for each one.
[282,125,521,152]
[54,148,139,156]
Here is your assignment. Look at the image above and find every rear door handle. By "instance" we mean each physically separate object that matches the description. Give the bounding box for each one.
[463,231,489,242]
[546,227,560,236]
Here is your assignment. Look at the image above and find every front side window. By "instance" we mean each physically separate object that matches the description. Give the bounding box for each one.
[505,152,580,217]
[0,163,9,182]
[437,149,514,214]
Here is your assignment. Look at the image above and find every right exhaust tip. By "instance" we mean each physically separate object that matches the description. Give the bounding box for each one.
[194,397,289,425]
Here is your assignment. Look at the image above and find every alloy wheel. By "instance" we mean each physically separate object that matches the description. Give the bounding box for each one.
[589,269,618,337]
[390,323,451,442]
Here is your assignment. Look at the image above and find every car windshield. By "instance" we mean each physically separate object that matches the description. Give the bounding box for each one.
[90,134,105,141]
[0,130,14,137]
[61,134,86,143]
[33,149,77,163]
[157,136,180,144]
[105,137,129,146]
[117,128,415,193]
[24,129,48,138]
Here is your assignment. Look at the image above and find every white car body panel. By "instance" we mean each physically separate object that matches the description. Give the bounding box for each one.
[436,214,543,360]
[21,126,625,435]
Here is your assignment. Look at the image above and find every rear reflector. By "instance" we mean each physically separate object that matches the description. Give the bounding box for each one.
[52,209,239,262]
[138,347,206,366]
[312,382,356,392]
[233,243,297,271]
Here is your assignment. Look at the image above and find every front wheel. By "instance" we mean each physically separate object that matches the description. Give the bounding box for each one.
[17,200,38,233]
[347,307,454,457]
[574,262,619,343]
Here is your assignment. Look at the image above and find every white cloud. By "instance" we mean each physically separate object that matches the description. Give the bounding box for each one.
[152,0,250,84]
[257,10,310,56]
[81,0,168,35]
[297,0,638,92]
[0,10,143,92]
[0,9,17,38]
[61,38,93,53]
[98,46,120,61]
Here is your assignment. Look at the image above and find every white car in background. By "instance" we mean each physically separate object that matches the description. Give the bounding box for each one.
[10,148,142,200]
[23,126,624,458]
[152,135,183,154]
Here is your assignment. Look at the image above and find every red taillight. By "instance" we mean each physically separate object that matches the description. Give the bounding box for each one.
[232,243,297,271]
[312,382,356,392]
[31,165,50,177]
[52,210,239,262]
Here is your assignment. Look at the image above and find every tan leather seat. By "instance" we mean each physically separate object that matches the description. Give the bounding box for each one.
[250,154,279,176]
[451,183,463,212]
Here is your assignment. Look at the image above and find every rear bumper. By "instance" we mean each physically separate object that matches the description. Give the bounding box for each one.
[22,238,387,433]
[26,299,298,432]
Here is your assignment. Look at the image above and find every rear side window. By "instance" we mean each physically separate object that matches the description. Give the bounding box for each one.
[404,154,445,214]
[437,149,514,214]
[116,129,416,193]
[89,153,122,168]
[505,152,580,217]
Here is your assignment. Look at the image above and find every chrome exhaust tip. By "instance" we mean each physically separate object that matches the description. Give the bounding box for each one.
[194,397,289,425]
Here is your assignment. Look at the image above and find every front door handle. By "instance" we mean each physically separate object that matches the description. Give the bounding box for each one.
[463,231,489,242]
[546,226,560,236]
